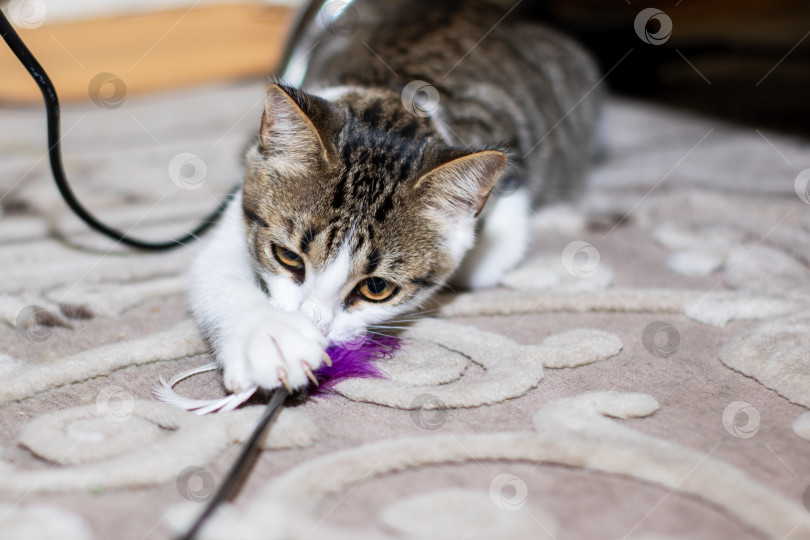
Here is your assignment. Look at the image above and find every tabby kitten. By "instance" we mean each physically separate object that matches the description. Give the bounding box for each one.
[189,0,599,393]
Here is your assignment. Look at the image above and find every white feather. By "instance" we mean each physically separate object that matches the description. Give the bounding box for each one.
[152,362,257,415]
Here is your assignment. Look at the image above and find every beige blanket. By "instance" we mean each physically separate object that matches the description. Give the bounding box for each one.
[1,80,809,539]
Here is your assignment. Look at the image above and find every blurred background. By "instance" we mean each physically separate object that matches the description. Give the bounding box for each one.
[2,0,809,133]
[1,0,809,233]
[0,0,301,103]
[530,0,810,137]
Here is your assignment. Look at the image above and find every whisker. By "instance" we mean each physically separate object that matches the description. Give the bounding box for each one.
[417,304,451,314]
[368,324,413,329]
[386,314,432,322]
[362,327,397,335]
[383,308,443,323]
[361,329,415,346]
[368,324,460,336]
[372,327,466,338]
[363,329,392,337]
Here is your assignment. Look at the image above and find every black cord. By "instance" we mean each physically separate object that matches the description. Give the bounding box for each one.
[0,11,232,250]
[178,388,289,540]
[2,9,300,539]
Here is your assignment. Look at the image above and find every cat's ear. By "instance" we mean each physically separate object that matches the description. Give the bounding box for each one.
[412,150,507,218]
[258,84,338,166]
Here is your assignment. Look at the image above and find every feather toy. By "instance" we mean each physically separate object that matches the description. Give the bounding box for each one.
[158,334,400,539]
[154,334,400,413]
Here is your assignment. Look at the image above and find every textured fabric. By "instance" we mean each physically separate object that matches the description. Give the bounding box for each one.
[1,81,809,539]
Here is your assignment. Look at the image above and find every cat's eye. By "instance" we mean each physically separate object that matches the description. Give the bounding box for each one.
[358,277,395,302]
[272,244,304,270]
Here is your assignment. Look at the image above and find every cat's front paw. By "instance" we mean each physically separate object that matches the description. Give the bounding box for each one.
[222,310,328,393]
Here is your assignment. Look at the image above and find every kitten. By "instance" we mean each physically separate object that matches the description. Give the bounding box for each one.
[189,0,600,393]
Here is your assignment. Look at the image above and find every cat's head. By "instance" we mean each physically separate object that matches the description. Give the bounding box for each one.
[241,83,506,344]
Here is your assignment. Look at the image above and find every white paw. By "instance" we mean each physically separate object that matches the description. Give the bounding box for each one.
[221,310,328,393]
[451,189,530,290]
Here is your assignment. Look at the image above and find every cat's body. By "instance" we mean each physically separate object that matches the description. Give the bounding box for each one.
[189,0,600,392]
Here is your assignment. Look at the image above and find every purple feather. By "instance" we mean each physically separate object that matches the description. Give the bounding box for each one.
[312,334,400,393]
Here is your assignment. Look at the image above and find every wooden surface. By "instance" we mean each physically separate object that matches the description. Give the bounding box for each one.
[0,4,294,104]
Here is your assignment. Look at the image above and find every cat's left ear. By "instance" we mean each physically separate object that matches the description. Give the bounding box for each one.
[258,84,339,166]
[412,150,508,218]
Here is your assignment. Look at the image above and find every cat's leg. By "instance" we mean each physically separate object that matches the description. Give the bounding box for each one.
[449,188,531,290]
[188,191,327,393]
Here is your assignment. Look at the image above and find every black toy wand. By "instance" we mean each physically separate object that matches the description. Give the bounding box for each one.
[178,387,289,540]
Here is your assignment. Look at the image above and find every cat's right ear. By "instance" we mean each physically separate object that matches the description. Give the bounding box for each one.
[258,84,338,168]
[411,149,508,220]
